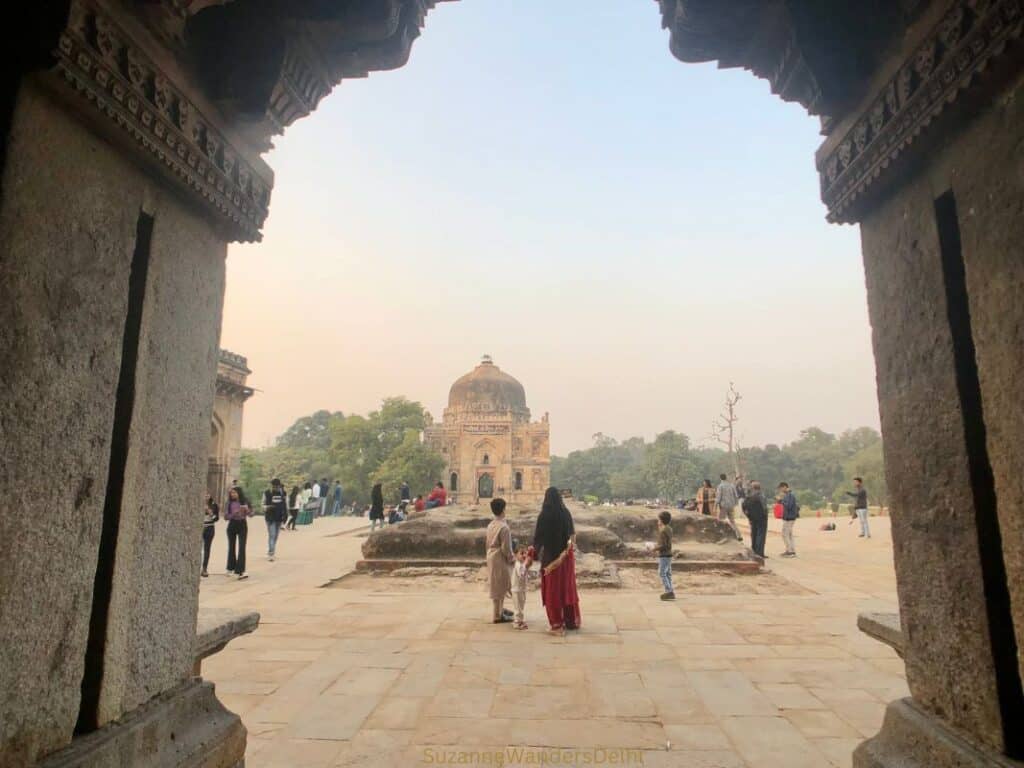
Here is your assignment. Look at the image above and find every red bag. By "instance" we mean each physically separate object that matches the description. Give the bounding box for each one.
[773,502,784,520]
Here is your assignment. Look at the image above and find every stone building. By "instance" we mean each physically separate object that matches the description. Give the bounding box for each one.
[208,350,253,505]
[425,356,550,504]
[1,2,1022,767]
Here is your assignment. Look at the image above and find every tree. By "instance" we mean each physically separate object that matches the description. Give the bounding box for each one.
[708,383,742,477]
[372,430,445,502]
[238,449,268,500]
[276,410,343,450]
[644,431,701,501]
[328,397,435,504]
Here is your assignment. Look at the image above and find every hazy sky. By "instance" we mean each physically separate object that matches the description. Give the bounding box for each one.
[222,0,879,455]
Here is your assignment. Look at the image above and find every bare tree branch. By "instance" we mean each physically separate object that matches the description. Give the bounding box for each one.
[707,382,742,477]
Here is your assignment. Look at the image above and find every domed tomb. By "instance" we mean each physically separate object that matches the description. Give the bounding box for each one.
[448,356,527,412]
[425,356,550,504]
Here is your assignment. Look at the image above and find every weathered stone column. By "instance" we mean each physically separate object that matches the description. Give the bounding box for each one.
[0,1,270,764]
[811,2,1024,765]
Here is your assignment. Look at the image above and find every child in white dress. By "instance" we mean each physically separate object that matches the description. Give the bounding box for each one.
[512,545,531,630]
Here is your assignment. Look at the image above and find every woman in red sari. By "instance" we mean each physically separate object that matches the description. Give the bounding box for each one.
[530,487,581,635]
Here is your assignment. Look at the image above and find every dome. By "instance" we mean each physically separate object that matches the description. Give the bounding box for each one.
[448,356,527,411]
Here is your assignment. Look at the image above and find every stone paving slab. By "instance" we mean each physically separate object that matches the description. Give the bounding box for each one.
[200,514,905,768]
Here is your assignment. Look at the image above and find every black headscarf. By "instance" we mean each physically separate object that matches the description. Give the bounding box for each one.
[533,487,575,567]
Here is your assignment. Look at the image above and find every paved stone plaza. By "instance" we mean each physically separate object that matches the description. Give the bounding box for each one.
[199,514,905,768]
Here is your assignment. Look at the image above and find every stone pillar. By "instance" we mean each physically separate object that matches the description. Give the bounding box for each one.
[849,29,1024,768]
[0,0,271,763]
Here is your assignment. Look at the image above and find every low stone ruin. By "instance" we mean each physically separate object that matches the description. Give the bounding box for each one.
[357,502,761,582]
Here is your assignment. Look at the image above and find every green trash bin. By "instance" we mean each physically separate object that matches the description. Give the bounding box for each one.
[297,500,317,526]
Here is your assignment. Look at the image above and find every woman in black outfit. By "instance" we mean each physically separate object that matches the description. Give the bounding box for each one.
[224,485,252,579]
[369,482,385,531]
[286,485,300,530]
[201,492,219,577]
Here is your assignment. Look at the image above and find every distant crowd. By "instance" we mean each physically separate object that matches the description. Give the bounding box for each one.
[200,477,453,580]
[691,473,871,561]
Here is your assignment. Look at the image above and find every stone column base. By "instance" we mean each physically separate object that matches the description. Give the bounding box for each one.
[39,680,245,768]
[855,698,1023,768]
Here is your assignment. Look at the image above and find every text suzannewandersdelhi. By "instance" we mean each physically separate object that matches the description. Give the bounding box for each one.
[420,748,644,765]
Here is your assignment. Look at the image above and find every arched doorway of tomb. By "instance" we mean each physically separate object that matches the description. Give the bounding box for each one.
[478,473,494,499]
[450,472,458,492]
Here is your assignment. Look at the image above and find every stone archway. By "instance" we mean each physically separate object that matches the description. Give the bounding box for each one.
[2,3,1023,768]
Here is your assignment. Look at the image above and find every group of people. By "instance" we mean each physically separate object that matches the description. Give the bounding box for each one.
[202,484,257,580]
[366,480,449,530]
[486,487,582,636]
[693,472,872,559]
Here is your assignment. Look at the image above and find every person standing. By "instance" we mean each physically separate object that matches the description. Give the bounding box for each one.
[734,475,747,503]
[696,479,714,516]
[224,486,252,579]
[511,545,531,629]
[846,477,870,538]
[715,473,742,542]
[262,478,288,561]
[369,482,385,531]
[201,492,219,578]
[399,480,411,513]
[778,482,800,557]
[486,498,514,624]
[332,480,343,517]
[741,481,769,559]
[655,510,675,600]
[319,478,330,516]
[532,487,582,635]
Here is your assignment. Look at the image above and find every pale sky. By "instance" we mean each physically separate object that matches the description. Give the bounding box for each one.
[222,0,879,455]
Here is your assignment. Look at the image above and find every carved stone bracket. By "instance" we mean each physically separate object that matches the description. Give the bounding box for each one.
[53,0,271,241]
[819,0,1023,223]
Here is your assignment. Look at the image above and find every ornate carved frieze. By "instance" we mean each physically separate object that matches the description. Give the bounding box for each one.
[819,0,1023,223]
[54,0,271,241]
[267,41,333,134]
[464,425,510,435]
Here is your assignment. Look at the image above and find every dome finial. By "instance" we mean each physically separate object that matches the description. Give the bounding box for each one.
[481,354,493,365]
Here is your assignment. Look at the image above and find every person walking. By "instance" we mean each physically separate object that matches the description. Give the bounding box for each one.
[201,492,219,577]
[262,478,288,561]
[369,482,385,531]
[286,485,300,530]
[741,481,768,559]
[846,477,871,538]
[224,485,252,579]
[778,482,800,557]
[715,473,742,542]
[331,480,343,517]
[655,510,675,600]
